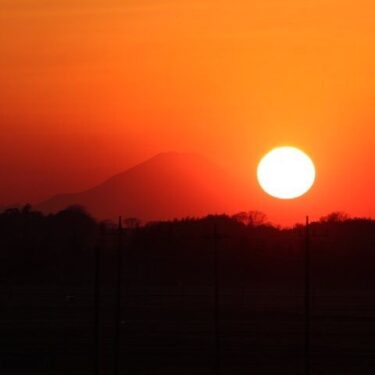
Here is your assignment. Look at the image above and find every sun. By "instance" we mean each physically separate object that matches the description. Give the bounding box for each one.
[257,146,316,199]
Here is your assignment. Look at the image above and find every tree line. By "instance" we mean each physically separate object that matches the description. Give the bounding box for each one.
[1,205,374,289]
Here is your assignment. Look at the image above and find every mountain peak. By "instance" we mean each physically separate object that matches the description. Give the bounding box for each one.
[38,153,252,222]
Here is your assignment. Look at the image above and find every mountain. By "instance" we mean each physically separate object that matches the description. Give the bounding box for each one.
[37,152,252,222]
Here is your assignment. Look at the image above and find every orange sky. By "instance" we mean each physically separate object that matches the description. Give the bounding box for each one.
[1,0,375,225]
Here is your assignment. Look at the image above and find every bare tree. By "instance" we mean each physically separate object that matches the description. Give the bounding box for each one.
[319,211,349,223]
[232,210,267,227]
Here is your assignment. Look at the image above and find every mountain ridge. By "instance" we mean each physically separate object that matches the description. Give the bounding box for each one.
[37,152,252,222]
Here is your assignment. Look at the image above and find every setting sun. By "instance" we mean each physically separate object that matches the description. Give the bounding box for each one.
[257,147,316,200]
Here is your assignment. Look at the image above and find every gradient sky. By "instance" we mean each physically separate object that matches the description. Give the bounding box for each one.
[1,0,375,225]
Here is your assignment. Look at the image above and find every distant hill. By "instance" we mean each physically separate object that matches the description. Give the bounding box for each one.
[37,152,252,222]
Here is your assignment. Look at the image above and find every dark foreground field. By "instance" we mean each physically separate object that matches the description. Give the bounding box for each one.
[1,208,375,374]
[2,285,375,374]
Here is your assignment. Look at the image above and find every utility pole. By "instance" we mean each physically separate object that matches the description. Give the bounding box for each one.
[213,222,220,375]
[114,217,123,375]
[305,216,310,375]
[94,242,101,375]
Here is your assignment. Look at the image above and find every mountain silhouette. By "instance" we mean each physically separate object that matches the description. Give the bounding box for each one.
[38,152,252,222]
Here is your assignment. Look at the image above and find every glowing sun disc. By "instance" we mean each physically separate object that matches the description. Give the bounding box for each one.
[257,146,316,199]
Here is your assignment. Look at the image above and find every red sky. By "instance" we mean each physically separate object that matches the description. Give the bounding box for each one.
[1,0,375,225]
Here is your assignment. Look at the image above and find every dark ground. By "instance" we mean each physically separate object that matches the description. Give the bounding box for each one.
[1,208,375,374]
[2,285,375,374]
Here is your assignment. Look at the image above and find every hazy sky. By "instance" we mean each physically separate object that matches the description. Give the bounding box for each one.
[1,0,375,224]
